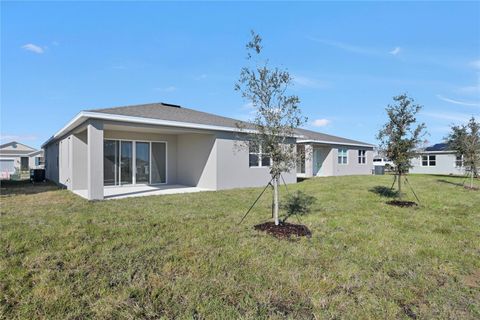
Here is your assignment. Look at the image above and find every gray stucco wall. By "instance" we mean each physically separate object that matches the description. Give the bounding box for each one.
[45,141,60,184]
[304,144,373,177]
[71,131,88,190]
[177,133,217,189]
[332,147,374,176]
[409,153,465,175]
[59,135,73,188]
[215,132,297,190]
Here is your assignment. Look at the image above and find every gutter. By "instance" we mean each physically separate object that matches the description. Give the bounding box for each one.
[297,139,375,148]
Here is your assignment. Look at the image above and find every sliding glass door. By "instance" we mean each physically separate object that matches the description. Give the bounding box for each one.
[135,142,150,184]
[151,142,167,184]
[103,140,166,186]
[120,141,133,184]
[104,140,119,186]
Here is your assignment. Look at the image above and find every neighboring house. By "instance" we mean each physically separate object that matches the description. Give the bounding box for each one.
[0,141,45,178]
[295,128,374,178]
[42,102,374,200]
[410,143,465,176]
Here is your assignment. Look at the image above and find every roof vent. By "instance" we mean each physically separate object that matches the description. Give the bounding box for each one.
[161,102,181,108]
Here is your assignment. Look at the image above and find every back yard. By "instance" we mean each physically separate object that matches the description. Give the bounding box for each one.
[1,175,479,319]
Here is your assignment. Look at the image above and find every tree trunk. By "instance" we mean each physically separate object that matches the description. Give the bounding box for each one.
[398,172,402,201]
[471,170,474,189]
[273,175,280,225]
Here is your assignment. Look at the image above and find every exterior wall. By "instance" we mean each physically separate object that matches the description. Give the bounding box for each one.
[410,153,465,175]
[71,131,88,190]
[104,130,178,185]
[332,147,374,176]
[215,132,297,190]
[177,133,217,189]
[304,144,373,177]
[59,135,73,189]
[45,141,60,183]
[313,146,334,176]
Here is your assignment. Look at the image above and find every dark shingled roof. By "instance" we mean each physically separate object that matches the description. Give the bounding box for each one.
[425,143,449,151]
[88,102,373,146]
[89,102,254,129]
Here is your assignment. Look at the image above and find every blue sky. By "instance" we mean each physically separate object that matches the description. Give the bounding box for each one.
[1,1,479,149]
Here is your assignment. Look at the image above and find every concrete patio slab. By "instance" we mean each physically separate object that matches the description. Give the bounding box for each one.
[73,184,209,200]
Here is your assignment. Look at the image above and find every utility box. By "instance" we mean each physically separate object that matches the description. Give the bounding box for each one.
[374,165,385,175]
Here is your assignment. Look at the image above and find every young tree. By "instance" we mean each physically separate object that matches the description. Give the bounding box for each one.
[235,31,307,225]
[446,117,480,188]
[377,94,426,200]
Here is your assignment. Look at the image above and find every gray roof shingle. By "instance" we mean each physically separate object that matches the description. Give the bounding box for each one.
[89,102,372,147]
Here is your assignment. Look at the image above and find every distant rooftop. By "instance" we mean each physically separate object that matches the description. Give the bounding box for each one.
[425,143,450,151]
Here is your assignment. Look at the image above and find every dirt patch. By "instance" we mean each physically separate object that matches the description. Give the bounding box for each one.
[463,269,480,288]
[254,221,311,239]
[464,185,479,191]
[386,200,418,208]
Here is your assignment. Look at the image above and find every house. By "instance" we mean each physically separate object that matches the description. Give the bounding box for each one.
[295,128,374,177]
[42,102,374,200]
[409,143,465,176]
[0,141,44,179]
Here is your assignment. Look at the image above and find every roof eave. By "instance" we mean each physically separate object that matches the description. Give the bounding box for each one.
[297,139,375,148]
[43,111,302,147]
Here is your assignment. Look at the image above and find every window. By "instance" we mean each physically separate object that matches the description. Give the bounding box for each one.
[249,141,271,167]
[422,155,436,166]
[455,155,464,167]
[35,157,43,166]
[338,148,348,164]
[358,150,366,164]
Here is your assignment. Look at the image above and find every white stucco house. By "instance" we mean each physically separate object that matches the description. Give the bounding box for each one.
[410,143,465,176]
[43,102,374,200]
[0,141,44,179]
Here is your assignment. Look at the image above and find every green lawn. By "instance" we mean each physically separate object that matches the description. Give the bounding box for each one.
[1,175,479,319]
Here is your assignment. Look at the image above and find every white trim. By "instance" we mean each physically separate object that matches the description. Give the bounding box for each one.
[421,154,437,167]
[104,138,167,187]
[298,139,374,148]
[337,148,348,165]
[357,149,367,165]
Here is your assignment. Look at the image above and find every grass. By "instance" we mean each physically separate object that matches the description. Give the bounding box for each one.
[1,175,479,319]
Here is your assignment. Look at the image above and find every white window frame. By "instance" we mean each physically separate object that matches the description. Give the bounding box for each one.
[249,141,272,168]
[338,148,348,165]
[455,155,464,167]
[103,139,168,187]
[421,155,436,167]
[358,149,366,164]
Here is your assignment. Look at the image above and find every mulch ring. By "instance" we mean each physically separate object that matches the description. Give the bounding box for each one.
[254,221,312,239]
[386,200,418,208]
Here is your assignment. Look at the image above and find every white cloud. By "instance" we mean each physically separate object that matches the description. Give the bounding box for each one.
[293,75,328,89]
[436,94,480,107]
[422,111,472,122]
[195,74,207,80]
[470,59,480,69]
[154,86,176,92]
[21,43,44,54]
[389,47,401,55]
[312,119,331,127]
[457,83,480,94]
[306,36,376,55]
[0,134,38,142]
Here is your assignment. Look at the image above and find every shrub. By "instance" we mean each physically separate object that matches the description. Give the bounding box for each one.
[281,191,316,223]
